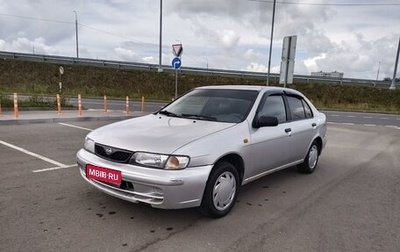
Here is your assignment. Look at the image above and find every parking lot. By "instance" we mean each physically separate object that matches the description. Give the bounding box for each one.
[1,119,400,252]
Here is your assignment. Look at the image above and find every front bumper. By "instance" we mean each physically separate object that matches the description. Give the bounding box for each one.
[77,149,212,209]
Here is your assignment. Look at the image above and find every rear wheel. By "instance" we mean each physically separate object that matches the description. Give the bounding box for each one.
[298,140,319,174]
[200,161,239,218]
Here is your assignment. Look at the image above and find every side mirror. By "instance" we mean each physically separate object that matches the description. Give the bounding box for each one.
[253,116,279,128]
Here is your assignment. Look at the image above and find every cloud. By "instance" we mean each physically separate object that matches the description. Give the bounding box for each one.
[113,47,141,62]
[166,0,245,19]
[0,1,399,79]
[217,30,240,51]
[300,33,399,79]
[0,37,59,55]
[243,62,267,72]
[142,54,170,66]
[303,53,327,73]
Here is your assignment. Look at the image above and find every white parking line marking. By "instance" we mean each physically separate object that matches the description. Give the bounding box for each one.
[363,116,373,119]
[385,125,400,130]
[32,164,77,173]
[88,109,115,112]
[58,123,93,131]
[346,115,356,118]
[0,140,67,167]
[328,122,399,130]
[331,115,340,117]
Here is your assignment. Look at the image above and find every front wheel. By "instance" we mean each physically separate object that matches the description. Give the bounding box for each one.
[200,161,239,218]
[298,140,320,174]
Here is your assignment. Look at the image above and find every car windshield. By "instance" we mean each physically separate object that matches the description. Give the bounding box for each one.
[159,88,259,123]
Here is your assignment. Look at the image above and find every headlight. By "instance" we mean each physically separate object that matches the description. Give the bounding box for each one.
[84,137,95,153]
[130,152,189,170]
[165,156,190,170]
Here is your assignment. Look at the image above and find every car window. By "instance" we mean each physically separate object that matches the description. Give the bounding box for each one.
[258,95,287,123]
[162,89,258,123]
[302,100,313,118]
[287,96,308,121]
[174,96,207,115]
[202,97,252,119]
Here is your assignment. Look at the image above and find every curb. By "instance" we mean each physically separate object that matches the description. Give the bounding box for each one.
[0,115,138,125]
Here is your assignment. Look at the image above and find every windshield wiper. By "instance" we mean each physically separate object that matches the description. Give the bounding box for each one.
[181,114,217,121]
[158,110,180,117]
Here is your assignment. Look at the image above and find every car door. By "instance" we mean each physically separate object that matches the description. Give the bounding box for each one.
[285,95,318,163]
[248,94,292,177]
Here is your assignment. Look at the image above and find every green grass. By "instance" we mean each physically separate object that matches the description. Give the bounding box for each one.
[290,83,400,113]
[0,58,399,113]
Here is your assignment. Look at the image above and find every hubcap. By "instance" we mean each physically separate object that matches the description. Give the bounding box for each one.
[308,145,318,170]
[212,171,236,211]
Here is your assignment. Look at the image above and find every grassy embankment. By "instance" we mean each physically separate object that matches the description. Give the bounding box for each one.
[0,58,399,113]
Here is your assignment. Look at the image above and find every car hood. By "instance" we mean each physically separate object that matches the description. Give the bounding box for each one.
[89,114,235,154]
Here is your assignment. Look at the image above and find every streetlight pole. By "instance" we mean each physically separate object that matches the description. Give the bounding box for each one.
[375,60,381,87]
[204,56,209,70]
[266,0,276,86]
[376,61,381,82]
[389,37,400,90]
[73,11,79,58]
[158,0,163,72]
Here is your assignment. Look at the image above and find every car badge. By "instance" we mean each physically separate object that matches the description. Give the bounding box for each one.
[105,147,113,155]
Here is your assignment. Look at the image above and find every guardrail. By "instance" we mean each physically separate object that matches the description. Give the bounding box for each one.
[1,51,397,89]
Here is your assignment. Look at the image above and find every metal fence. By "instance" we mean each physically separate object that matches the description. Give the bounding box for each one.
[1,51,397,89]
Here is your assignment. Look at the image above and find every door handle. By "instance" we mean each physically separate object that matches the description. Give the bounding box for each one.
[312,123,317,128]
[285,128,292,133]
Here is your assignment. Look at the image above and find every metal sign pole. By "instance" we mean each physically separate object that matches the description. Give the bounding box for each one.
[266,0,277,86]
[284,37,292,88]
[279,35,297,87]
[389,37,399,90]
[172,43,183,99]
[175,70,178,99]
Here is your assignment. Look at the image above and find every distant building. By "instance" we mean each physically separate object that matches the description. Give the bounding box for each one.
[311,71,344,78]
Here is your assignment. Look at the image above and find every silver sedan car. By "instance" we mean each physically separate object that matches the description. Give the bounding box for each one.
[77,85,327,217]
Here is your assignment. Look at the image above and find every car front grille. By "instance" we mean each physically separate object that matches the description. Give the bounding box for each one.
[95,143,133,163]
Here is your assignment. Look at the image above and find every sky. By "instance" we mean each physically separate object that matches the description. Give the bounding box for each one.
[0,0,399,80]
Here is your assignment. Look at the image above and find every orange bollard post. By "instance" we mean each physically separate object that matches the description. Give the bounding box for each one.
[78,94,82,116]
[125,96,129,115]
[13,93,19,119]
[104,95,108,113]
[141,96,145,113]
[57,94,62,114]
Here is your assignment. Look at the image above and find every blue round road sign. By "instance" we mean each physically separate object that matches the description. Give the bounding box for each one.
[172,57,181,69]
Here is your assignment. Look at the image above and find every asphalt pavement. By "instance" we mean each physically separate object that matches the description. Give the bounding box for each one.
[1,106,399,128]
[0,109,147,125]
[1,105,400,251]
[1,120,399,251]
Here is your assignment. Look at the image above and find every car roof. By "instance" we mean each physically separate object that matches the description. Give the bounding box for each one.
[195,85,303,96]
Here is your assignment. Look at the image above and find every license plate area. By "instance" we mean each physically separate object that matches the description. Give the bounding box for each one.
[86,164,122,186]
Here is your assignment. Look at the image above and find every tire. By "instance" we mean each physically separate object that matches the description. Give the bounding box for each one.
[298,140,320,174]
[200,161,239,218]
